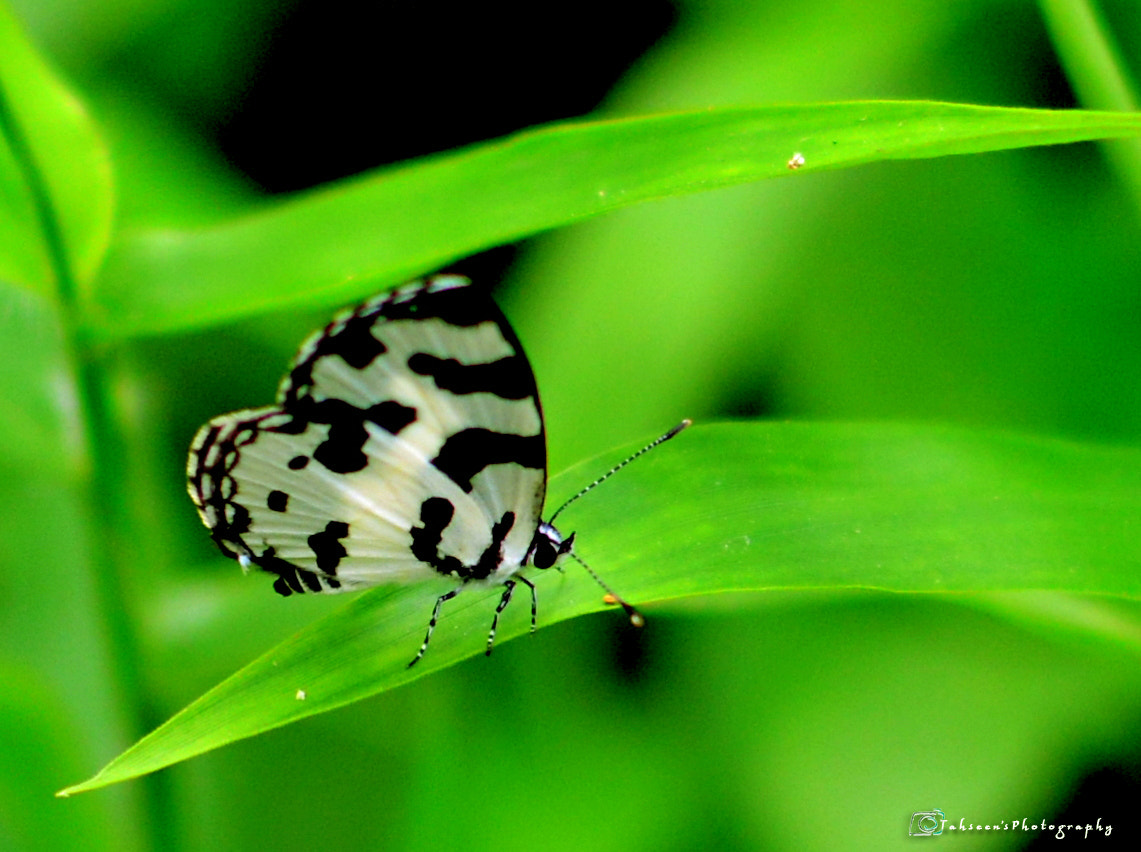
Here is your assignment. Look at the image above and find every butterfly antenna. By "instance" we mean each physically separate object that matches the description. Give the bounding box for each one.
[548,419,692,526]
[570,553,645,628]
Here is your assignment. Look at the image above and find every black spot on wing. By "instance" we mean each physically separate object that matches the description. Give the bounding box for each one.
[267,490,289,512]
[273,575,299,596]
[225,502,252,537]
[308,520,350,573]
[275,397,417,475]
[408,353,535,400]
[473,512,515,581]
[432,429,545,492]
[409,499,516,581]
[367,400,418,434]
[288,455,309,470]
[327,312,388,369]
[309,403,369,473]
[383,282,501,327]
[256,547,339,596]
[410,497,464,577]
[285,310,388,399]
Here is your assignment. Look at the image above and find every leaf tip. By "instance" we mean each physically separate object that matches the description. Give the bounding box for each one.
[55,775,101,798]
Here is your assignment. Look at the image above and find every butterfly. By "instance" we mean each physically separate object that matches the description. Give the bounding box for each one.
[187,275,688,666]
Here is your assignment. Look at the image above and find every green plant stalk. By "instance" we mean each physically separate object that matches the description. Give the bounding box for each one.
[71,350,185,849]
[0,75,173,848]
[1039,0,1141,207]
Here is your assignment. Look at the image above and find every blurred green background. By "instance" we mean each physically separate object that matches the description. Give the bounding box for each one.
[4,0,1141,849]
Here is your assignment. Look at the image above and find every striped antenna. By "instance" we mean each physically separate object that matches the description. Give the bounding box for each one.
[571,553,645,627]
[549,419,692,525]
[549,419,691,628]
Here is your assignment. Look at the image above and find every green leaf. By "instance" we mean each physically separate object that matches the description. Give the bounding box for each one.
[0,3,112,296]
[59,420,1141,794]
[90,101,1141,339]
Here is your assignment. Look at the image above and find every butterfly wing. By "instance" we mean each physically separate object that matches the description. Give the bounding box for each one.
[187,277,548,596]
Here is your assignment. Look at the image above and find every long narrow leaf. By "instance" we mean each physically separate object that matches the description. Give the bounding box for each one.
[89,101,1141,338]
[60,420,1141,794]
[0,4,112,296]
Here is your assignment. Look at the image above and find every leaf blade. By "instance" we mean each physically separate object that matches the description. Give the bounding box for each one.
[59,420,1141,794]
[90,101,1141,338]
[0,4,113,296]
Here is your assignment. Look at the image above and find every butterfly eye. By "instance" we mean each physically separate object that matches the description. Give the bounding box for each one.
[531,537,557,570]
[530,523,569,570]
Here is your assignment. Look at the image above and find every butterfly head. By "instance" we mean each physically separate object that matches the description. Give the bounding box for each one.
[529,522,574,570]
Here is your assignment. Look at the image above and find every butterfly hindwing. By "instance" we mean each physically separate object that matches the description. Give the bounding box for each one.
[187,277,548,597]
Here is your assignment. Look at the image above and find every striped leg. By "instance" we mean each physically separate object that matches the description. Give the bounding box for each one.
[485,576,539,657]
[408,588,461,668]
[518,576,538,633]
[486,580,516,656]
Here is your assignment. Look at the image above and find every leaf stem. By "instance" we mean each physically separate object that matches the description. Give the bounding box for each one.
[1039,0,1141,208]
[0,72,176,850]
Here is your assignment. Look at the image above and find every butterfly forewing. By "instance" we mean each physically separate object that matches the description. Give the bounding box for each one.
[188,277,548,597]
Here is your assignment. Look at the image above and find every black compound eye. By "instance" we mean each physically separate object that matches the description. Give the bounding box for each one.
[532,537,557,569]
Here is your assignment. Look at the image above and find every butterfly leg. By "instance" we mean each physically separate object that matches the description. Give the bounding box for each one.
[486,580,516,657]
[408,588,461,668]
[517,575,538,634]
[485,576,539,657]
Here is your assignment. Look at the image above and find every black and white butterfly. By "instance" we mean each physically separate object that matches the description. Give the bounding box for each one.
[187,275,687,666]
